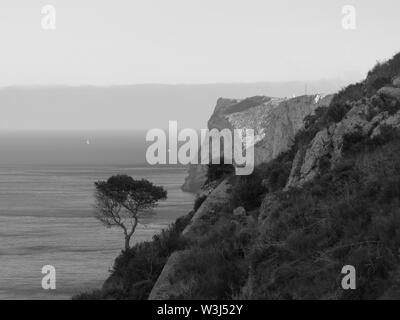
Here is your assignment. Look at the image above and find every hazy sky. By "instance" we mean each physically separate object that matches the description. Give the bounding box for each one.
[1,0,399,86]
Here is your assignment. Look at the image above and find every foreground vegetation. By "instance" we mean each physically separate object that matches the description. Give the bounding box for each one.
[73,213,192,300]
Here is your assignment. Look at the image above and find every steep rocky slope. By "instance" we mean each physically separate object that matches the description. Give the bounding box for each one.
[149,180,233,299]
[287,79,400,188]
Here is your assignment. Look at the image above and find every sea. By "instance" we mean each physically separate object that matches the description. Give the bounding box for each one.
[0,131,195,299]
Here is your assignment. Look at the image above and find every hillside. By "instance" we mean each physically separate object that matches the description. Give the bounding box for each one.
[75,52,400,300]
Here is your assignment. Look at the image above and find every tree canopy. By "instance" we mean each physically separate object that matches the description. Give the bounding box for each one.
[94,175,167,250]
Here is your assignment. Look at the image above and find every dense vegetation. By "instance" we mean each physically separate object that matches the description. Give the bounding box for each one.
[231,149,294,210]
[224,96,270,115]
[247,128,400,299]
[75,52,400,300]
[206,159,235,183]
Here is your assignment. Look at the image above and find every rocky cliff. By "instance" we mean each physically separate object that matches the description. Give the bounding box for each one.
[286,78,400,189]
[182,93,333,192]
[151,94,335,299]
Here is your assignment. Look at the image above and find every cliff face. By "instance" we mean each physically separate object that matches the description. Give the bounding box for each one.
[182,93,333,192]
[181,164,207,193]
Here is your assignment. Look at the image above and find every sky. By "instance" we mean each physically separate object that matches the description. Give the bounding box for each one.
[0,0,399,130]
[0,0,399,86]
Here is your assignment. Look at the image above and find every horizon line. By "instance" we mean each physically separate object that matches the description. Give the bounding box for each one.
[0,77,361,90]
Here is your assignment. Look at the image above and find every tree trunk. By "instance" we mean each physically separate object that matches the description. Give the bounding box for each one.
[124,235,131,251]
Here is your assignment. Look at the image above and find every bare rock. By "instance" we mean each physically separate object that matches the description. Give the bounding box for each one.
[181,164,207,193]
[148,250,192,300]
[378,87,400,102]
[371,111,400,137]
[285,99,392,188]
[286,127,333,188]
[233,206,246,217]
[182,179,232,237]
[259,193,280,222]
[393,76,400,88]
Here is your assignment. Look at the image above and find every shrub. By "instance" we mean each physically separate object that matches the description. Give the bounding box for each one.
[304,106,328,130]
[323,102,351,124]
[206,159,235,183]
[342,131,366,154]
[232,173,266,210]
[369,125,400,146]
[342,125,400,155]
[330,83,365,107]
[193,195,207,211]
[171,219,255,299]
[366,53,400,95]
[72,289,105,300]
[379,99,400,116]
[225,96,269,114]
[231,150,294,210]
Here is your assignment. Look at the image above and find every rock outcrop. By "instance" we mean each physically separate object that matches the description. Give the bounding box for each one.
[181,164,207,192]
[148,250,192,300]
[286,78,400,189]
[393,76,400,88]
[182,94,333,193]
[182,179,233,237]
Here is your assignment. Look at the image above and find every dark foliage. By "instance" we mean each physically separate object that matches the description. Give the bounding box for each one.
[247,132,400,299]
[231,150,294,210]
[225,96,270,115]
[94,174,168,251]
[95,175,167,204]
[171,217,256,299]
[366,52,400,95]
[206,159,235,183]
[343,125,400,155]
[330,83,365,107]
[193,194,207,211]
[73,212,193,300]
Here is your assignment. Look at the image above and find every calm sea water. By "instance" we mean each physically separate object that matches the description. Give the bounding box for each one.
[0,132,194,300]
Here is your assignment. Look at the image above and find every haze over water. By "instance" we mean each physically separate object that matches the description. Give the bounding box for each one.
[0,131,194,299]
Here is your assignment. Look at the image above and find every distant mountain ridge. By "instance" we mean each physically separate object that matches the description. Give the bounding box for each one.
[0,80,352,131]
